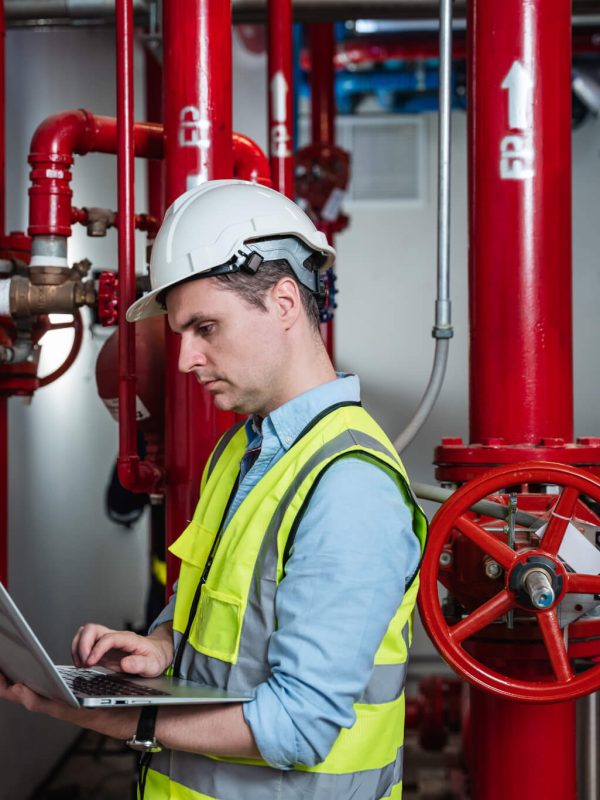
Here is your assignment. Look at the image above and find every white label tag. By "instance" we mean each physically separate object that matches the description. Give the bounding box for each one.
[321,188,346,222]
[102,396,151,422]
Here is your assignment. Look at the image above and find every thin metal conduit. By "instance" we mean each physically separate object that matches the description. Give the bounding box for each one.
[394,0,453,454]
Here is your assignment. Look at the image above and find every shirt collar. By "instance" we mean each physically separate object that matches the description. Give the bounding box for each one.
[246,373,360,452]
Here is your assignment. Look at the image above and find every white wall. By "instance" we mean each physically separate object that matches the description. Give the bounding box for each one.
[3,28,149,799]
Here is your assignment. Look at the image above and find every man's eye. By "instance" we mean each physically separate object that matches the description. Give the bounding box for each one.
[196,324,214,336]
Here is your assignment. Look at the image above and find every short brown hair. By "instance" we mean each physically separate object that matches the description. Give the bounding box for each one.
[213,259,321,331]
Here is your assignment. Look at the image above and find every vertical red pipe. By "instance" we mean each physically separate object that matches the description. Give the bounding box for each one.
[0,396,6,588]
[0,0,7,588]
[308,22,336,361]
[467,1,577,797]
[145,50,165,222]
[470,689,576,799]
[163,0,235,583]
[116,0,137,467]
[115,2,159,493]
[267,0,294,198]
[0,0,4,239]
[309,23,336,149]
[468,0,573,446]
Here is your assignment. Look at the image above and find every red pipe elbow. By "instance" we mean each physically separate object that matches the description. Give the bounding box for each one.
[233,132,272,186]
[28,108,269,239]
[117,455,163,495]
[28,109,163,237]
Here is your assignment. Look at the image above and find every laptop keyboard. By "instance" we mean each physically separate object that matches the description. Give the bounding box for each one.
[57,667,169,697]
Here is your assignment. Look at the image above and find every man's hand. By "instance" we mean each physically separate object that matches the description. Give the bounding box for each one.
[71,621,173,677]
[0,673,77,720]
[0,673,137,738]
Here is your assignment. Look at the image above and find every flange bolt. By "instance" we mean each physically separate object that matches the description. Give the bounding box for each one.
[484,560,502,579]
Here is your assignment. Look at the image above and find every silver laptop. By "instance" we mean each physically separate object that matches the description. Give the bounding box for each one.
[0,582,251,708]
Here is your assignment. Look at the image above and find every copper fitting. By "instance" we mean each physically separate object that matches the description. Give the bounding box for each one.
[81,207,117,237]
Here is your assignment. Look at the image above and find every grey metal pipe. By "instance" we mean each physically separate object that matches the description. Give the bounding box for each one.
[5,0,148,20]
[412,481,543,529]
[435,0,452,332]
[230,1,600,22]
[394,0,453,454]
[6,0,600,24]
[393,339,449,453]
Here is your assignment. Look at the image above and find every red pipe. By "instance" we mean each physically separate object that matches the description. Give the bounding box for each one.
[465,1,577,797]
[28,111,269,239]
[28,110,162,238]
[300,35,467,70]
[309,24,336,151]
[0,0,7,587]
[468,0,573,447]
[470,688,576,799]
[163,0,236,585]
[115,0,161,494]
[308,23,336,362]
[267,0,294,198]
[233,131,271,186]
[0,396,6,588]
[0,0,4,239]
[145,48,166,226]
[301,32,600,72]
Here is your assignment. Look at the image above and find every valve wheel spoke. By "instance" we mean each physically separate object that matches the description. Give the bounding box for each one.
[449,589,515,645]
[542,486,580,556]
[537,609,573,683]
[454,515,517,569]
[566,573,600,595]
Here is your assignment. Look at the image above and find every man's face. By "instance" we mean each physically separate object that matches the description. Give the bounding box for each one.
[166,277,286,416]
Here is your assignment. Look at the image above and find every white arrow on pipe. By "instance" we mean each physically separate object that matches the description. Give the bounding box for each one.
[270,71,288,123]
[501,61,533,131]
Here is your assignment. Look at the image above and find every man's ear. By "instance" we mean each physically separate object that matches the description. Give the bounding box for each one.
[271,276,302,329]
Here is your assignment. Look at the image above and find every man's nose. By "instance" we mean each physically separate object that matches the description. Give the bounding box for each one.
[178,338,207,373]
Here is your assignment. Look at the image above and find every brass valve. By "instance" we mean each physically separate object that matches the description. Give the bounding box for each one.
[8,259,96,318]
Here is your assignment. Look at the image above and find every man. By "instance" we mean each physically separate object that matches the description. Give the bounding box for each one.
[0,180,427,799]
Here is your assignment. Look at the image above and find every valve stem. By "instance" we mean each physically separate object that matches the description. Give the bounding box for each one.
[524,568,555,610]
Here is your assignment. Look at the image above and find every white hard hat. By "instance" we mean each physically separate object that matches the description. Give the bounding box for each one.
[126,179,336,322]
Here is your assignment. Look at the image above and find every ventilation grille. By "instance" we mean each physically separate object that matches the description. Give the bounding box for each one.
[298,115,426,205]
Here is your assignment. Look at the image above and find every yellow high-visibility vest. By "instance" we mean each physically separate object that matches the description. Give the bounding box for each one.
[145,402,427,800]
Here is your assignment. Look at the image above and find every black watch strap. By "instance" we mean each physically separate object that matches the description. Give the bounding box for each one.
[138,707,159,740]
[126,706,162,753]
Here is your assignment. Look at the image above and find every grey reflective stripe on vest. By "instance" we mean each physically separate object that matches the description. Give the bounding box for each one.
[173,429,408,694]
[205,419,246,484]
[359,623,410,704]
[360,661,408,704]
[150,743,403,800]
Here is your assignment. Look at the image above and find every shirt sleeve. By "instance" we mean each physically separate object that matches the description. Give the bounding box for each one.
[147,580,178,634]
[243,457,421,769]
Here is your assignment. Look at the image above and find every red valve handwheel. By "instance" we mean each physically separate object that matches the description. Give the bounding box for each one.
[418,461,600,703]
[36,311,84,388]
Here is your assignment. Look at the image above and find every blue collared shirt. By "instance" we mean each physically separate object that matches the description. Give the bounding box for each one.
[153,375,421,768]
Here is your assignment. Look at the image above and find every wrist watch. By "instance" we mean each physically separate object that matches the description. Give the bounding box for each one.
[126,706,163,753]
